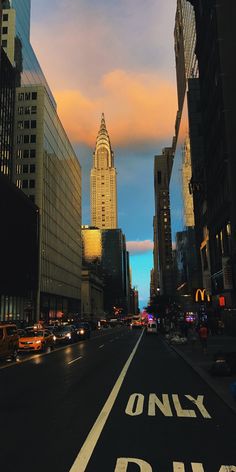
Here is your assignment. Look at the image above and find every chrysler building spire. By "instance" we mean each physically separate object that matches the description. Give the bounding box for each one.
[90,114,118,229]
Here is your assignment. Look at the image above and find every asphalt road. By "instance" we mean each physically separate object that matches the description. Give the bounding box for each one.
[1,327,236,472]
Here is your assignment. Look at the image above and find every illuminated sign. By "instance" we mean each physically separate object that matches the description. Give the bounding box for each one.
[195,289,211,303]
[219,296,226,307]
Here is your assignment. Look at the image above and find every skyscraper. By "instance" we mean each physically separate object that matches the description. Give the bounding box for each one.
[1,1,82,321]
[154,147,173,296]
[91,114,117,229]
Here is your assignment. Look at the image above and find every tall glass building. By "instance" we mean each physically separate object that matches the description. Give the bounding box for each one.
[1,1,82,321]
[170,0,201,297]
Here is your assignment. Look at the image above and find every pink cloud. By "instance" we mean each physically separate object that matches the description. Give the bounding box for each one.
[127,240,154,254]
[54,69,177,147]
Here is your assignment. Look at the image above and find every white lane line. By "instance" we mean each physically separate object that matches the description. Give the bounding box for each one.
[68,356,83,365]
[99,344,104,349]
[69,330,144,472]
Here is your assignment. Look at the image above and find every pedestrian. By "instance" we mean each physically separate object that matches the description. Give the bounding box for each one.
[198,324,208,353]
[187,324,198,348]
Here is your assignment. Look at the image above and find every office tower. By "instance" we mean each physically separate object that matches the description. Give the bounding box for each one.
[91,114,117,229]
[174,0,198,111]
[2,1,82,320]
[154,147,173,296]
[0,47,15,178]
[188,0,236,307]
[169,0,201,295]
[82,226,129,315]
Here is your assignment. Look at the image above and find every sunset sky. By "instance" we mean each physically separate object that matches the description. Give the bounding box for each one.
[30,0,178,308]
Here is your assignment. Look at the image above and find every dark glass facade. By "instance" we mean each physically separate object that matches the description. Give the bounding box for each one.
[0,47,15,179]
[0,172,39,322]
[2,0,55,106]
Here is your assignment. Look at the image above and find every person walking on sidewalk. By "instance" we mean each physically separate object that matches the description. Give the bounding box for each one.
[199,324,208,353]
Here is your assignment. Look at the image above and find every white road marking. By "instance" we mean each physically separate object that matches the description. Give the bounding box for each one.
[115,457,152,471]
[185,395,211,419]
[68,356,83,365]
[148,394,173,417]
[172,394,196,418]
[125,393,144,416]
[99,344,104,349]
[69,330,144,472]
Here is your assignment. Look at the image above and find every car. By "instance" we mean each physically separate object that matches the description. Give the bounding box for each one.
[74,322,91,340]
[19,329,54,352]
[146,322,158,335]
[52,325,77,344]
[0,324,19,361]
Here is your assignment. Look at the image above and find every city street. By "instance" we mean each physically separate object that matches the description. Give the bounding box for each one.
[1,327,236,472]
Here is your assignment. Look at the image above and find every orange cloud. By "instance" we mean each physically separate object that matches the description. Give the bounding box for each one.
[127,240,154,254]
[54,69,177,147]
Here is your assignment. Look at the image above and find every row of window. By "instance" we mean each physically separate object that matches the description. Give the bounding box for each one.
[18,106,37,115]
[16,134,36,144]
[17,120,37,130]
[16,164,36,174]
[22,179,35,189]
[18,92,38,102]
[17,149,36,159]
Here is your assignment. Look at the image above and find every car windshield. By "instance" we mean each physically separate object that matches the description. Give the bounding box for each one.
[57,326,72,333]
[23,331,44,338]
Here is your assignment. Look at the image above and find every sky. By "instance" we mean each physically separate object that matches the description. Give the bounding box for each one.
[30,0,178,309]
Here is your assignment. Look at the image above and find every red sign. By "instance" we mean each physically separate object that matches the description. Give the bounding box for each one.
[219,296,226,307]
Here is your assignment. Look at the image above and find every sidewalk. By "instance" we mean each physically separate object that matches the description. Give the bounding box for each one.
[166,334,236,414]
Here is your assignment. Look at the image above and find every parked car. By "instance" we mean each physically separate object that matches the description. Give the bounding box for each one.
[74,322,91,340]
[19,329,54,352]
[52,325,77,344]
[0,324,19,361]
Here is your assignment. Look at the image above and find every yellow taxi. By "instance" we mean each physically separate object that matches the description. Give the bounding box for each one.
[19,329,54,352]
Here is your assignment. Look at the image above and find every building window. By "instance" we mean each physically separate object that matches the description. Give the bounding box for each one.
[17,135,23,144]
[29,180,35,188]
[24,121,30,129]
[24,135,30,144]
[157,171,162,184]
[23,165,28,173]
[16,165,21,174]
[3,14,8,21]
[31,106,37,114]
[16,179,22,188]
[17,121,24,129]
[18,107,24,115]
[17,149,23,159]
[30,164,35,173]
[23,149,29,158]
[25,106,30,114]
[2,39,7,47]
[2,26,8,34]
[25,92,31,101]
[31,120,36,129]
[18,93,24,101]
[30,135,36,143]
[22,180,28,188]
[30,149,36,158]
[32,92,37,100]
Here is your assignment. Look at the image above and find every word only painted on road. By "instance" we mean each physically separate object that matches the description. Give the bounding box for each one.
[125,393,211,418]
[114,458,236,472]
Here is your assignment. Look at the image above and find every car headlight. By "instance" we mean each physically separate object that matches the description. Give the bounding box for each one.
[66,333,71,339]
[36,340,41,344]
[79,329,85,335]
[53,335,56,341]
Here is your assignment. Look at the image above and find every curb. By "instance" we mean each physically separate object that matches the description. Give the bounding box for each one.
[163,338,236,416]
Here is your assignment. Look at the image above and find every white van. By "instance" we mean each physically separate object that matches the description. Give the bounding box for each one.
[146,322,158,335]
